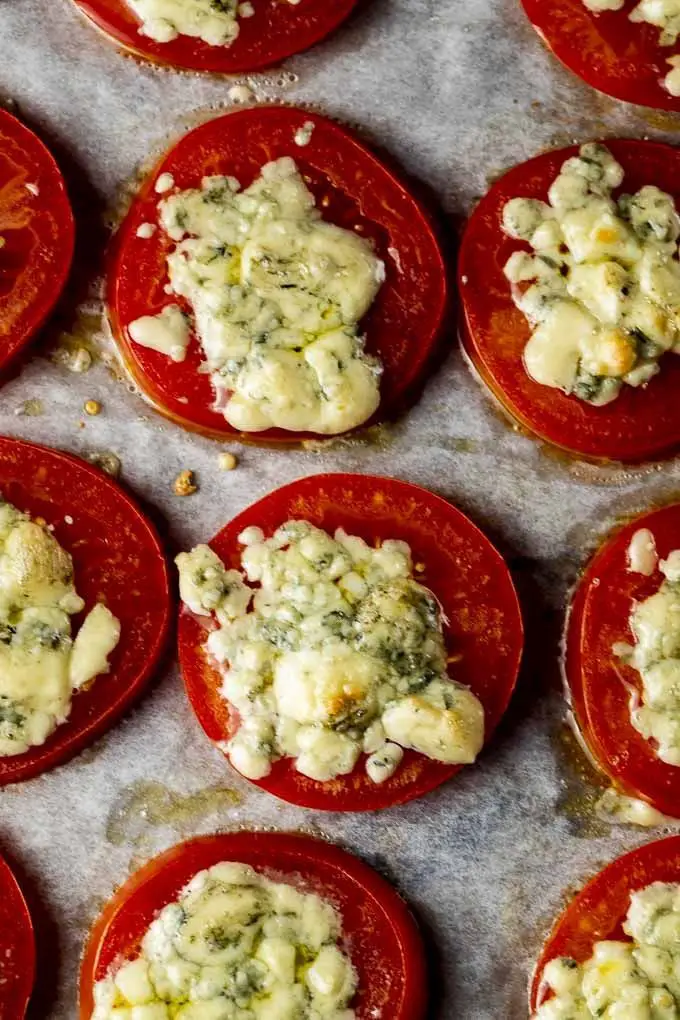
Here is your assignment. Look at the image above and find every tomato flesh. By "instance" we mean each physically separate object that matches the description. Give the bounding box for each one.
[177,472,524,811]
[72,0,359,73]
[0,853,34,1020]
[0,437,172,783]
[109,105,448,443]
[565,502,680,817]
[522,0,680,111]
[0,109,74,373]
[530,835,680,1010]
[79,831,428,1020]
[459,138,680,463]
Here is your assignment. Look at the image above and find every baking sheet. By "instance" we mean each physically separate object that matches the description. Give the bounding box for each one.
[4,1,680,1016]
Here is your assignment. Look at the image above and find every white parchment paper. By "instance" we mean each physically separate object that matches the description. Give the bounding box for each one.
[3,1,680,1017]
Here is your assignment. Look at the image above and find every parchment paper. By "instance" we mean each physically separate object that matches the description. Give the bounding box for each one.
[3,1,680,1016]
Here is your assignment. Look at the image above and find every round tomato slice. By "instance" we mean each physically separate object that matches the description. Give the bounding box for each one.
[71,0,359,74]
[0,852,35,1019]
[565,502,680,817]
[177,473,524,811]
[79,831,428,1020]
[108,105,448,444]
[459,138,680,463]
[521,0,680,111]
[530,835,680,1010]
[0,436,172,784]
[0,109,74,374]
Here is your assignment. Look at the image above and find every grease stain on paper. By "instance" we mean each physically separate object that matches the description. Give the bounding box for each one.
[106,780,241,848]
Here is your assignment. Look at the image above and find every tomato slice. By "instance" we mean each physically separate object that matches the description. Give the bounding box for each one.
[177,472,524,811]
[565,502,680,817]
[71,0,359,74]
[0,109,74,374]
[0,436,172,784]
[79,831,428,1020]
[0,852,34,1020]
[108,105,448,444]
[459,138,680,463]
[530,835,680,1010]
[521,0,680,111]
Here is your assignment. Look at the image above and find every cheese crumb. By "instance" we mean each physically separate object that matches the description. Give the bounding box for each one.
[628,528,658,575]
[136,222,157,239]
[174,470,197,496]
[218,452,238,471]
[294,121,315,147]
[154,172,175,194]
[25,182,39,196]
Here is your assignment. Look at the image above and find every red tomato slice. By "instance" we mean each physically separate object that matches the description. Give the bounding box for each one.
[521,0,680,111]
[565,502,680,817]
[0,853,34,1020]
[108,105,448,444]
[530,835,680,1011]
[459,138,680,463]
[177,473,524,811]
[71,0,359,74]
[0,436,172,784]
[0,109,74,374]
[79,831,428,1020]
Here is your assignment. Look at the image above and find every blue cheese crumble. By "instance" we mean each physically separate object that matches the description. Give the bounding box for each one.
[128,157,385,435]
[0,498,120,756]
[533,882,680,1019]
[92,861,357,1020]
[126,0,241,47]
[176,520,484,783]
[502,143,680,405]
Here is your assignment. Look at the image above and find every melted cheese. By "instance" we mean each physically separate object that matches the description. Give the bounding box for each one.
[127,0,241,46]
[617,547,680,766]
[92,861,357,1020]
[128,157,384,435]
[580,0,680,93]
[533,883,680,1019]
[176,521,484,783]
[0,498,120,756]
[503,143,680,405]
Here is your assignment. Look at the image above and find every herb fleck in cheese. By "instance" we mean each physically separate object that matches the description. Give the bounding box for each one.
[92,861,357,1020]
[533,882,680,1018]
[128,157,384,435]
[0,498,120,756]
[127,0,241,46]
[502,143,680,405]
[176,520,484,783]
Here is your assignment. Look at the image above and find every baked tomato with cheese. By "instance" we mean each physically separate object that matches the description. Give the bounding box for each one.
[0,109,74,375]
[177,473,524,811]
[530,836,680,1012]
[0,437,172,784]
[79,831,428,1020]
[565,502,680,817]
[108,105,448,444]
[521,0,680,111]
[71,0,359,74]
[459,139,680,463]
[0,852,34,1019]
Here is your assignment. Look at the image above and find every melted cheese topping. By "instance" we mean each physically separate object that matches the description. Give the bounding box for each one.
[617,545,680,766]
[128,157,384,435]
[0,498,120,756]
[533,882,680,1019]
[580,0,680,94]
[502,143,680,405]
[92,861,357,1020]
[176,520,484,783]
[126,0,241,46]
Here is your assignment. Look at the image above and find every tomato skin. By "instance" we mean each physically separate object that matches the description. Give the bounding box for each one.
[565,502,680,817]
[177,472,524,811]
[79,831,428,1020]
[0,437,172,784]
[459,138,680,463]
[0,853,35,1020]
[521,0,680,111]
[71,0,359,73]
[108,105,448,444]
[530,835,680,1010]
[0,110,74,372]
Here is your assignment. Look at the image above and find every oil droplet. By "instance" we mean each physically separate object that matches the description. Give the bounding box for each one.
[14,398,44,417]
[554,722,610,838]
[106,780,241,847]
